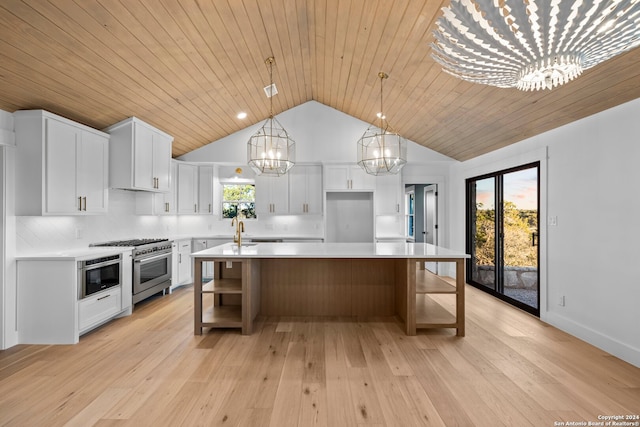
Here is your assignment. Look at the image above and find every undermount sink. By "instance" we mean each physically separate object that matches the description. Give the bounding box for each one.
[232,243,257,248]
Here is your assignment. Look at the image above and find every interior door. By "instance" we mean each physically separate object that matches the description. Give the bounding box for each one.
[467,163,539,316]
[423,184,438,274]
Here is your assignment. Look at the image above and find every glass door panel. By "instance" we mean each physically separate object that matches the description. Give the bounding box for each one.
[470,177,496,290]
[467,163,540,316]
[502,168,539,309]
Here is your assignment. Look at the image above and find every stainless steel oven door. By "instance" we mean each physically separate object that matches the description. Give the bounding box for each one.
[133,251,172,296]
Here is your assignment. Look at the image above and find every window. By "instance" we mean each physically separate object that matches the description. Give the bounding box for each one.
[222,184,256,219]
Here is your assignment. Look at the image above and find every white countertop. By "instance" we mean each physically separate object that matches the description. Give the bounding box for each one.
[16,247,133,261]
[191,242,469,259]
[186,234,325,241]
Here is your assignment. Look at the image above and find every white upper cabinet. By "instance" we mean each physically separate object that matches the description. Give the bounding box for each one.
[177,162,198,214]
[197,164,216,215]
[289,164,323,215]
[375,173,403,215]
[323,164,375,191]
[255,174,289,215]
[14,110,109,215]
[136,160,178,215]
[104,117,173,192]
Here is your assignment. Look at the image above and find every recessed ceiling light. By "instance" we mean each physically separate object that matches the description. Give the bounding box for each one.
[237,112,247,119]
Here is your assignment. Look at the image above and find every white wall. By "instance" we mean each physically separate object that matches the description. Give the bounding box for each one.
[179,100,453,164]
[449,98,640,368]
[0,109,17,348]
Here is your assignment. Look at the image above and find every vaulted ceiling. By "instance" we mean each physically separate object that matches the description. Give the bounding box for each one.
[1,0,640,161]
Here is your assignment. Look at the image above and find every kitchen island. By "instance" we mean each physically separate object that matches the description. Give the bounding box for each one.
[191,242,469,336]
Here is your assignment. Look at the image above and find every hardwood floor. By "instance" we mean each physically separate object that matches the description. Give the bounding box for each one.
[1,283,639,426]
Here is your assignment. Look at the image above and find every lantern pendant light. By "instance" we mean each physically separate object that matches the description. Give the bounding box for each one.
[247,57,296,176]
[357,72,407,176]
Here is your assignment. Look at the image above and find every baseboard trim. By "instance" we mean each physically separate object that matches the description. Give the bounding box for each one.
[545,311,640,368]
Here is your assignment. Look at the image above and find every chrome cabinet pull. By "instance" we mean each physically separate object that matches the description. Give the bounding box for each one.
[78,196,82,211]
[97,294,111,301]
[194,204,197,213]
[165,202,169,212]
[82,196,87,211]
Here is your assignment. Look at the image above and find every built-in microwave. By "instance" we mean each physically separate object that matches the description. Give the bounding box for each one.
[78,254,122,299]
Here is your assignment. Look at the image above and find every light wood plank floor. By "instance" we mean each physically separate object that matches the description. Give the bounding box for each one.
[1,283,639,426]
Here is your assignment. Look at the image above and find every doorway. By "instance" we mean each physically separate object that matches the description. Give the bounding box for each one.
[466,162,540,316]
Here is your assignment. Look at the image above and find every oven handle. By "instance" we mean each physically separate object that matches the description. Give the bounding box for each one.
[134,252,171,263]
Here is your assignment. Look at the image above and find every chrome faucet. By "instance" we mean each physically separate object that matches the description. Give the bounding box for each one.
[231,214,245,247]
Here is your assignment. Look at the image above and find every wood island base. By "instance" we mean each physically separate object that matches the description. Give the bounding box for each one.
[193,255,465,337]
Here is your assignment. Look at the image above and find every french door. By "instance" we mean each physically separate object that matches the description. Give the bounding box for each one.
[466,162,540,316]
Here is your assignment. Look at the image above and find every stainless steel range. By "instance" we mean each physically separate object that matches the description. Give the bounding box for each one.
[91,238,173,304]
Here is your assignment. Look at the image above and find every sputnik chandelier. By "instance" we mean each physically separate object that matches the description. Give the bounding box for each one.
[247,56,296,176]
[356,72,407,176]
[431,0,640,91]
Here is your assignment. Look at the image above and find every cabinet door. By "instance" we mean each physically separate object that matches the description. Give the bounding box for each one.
[133,123,155,190]
[78,131,108,213]
[153,133,172,192]
[198,165,214,214]
[289,165,322,214]
[323,165,350,190]
[255,175,289,215]
[349,165,375,190]
[177,163,198,214]
[45,118,80,214]
[178,241,193,284]
[305,165,323,214]
[375,173,402,215]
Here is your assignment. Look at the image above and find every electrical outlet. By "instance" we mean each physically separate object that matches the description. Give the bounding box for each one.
[75,228,83,239]
[548,216,558,226]
[558,295,565,306]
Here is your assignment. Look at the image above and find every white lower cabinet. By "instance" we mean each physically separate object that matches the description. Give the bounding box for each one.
[78,288,122,333]
[17,251,132,345]
[172,239,193,287]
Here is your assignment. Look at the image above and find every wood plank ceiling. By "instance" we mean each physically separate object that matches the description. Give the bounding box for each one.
[1,0,640,161]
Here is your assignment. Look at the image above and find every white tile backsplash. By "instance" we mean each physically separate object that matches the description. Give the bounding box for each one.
[16,190,325,254]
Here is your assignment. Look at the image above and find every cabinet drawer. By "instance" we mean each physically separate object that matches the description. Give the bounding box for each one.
[78,287,122,333]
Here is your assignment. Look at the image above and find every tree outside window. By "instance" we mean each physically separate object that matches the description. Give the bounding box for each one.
[222,184,256,219]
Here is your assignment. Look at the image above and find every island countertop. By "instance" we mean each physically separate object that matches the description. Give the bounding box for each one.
[191,241,469,259]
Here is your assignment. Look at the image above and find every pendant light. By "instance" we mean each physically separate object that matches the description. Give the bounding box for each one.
[247,57,296,176]
[357,72,407,176]
[431,0,640,91]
